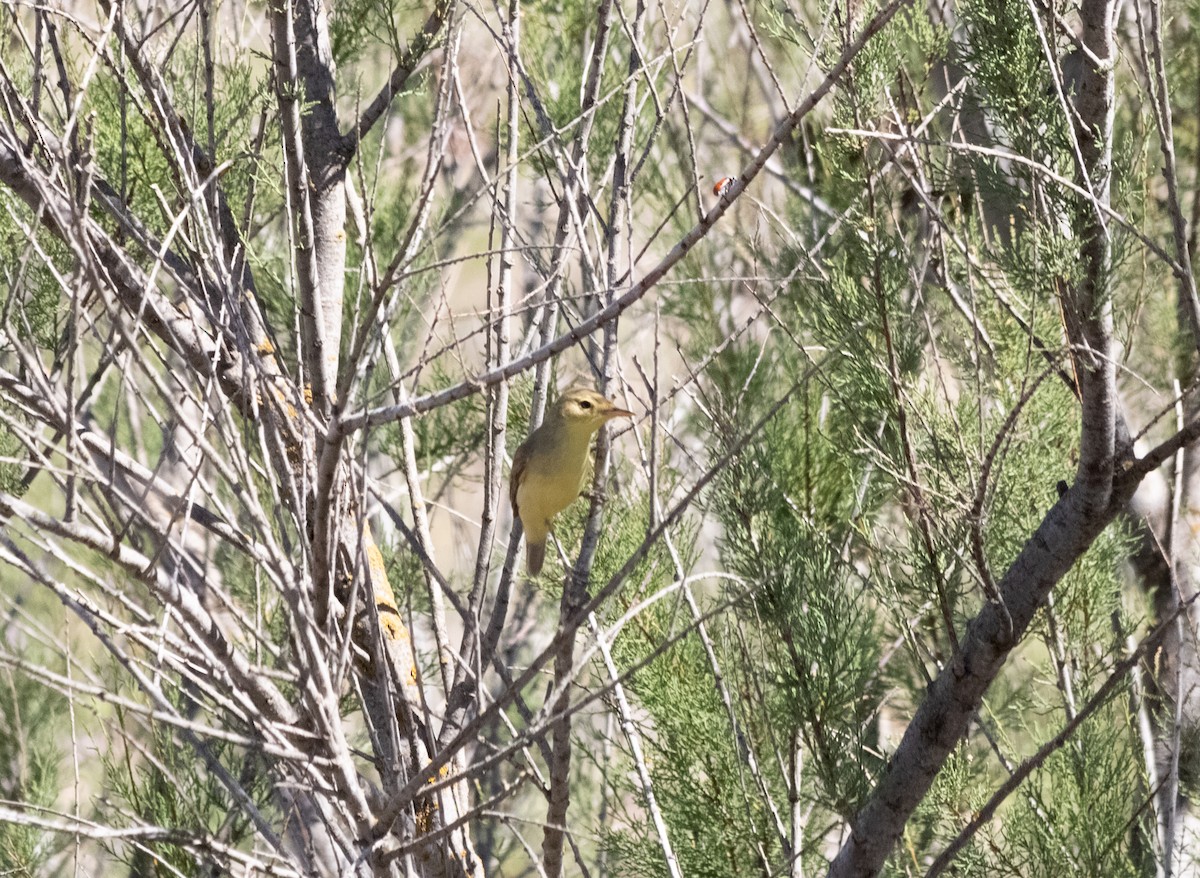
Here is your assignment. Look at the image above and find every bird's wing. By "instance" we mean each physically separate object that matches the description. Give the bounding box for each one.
[510,441,529,516]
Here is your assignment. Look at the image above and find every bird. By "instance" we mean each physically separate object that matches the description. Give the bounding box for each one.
[509,387,633,574]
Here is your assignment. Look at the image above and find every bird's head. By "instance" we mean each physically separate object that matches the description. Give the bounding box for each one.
[554,387,633,434]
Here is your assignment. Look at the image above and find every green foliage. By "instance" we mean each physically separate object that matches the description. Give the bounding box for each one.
[712,371,883,807]
[520,0,628,181]
[958,0,1053,132]
[331,0,430,65]
[602,585,778,878]
[910,746,991,876]
[382,366,488,468]
[1000,710,1142,878]
[384,527,429,607]
[100,712,265,875]
[0,664,64,875]
[85,75,177,242]
[639,35,1140,857]
[0,400,28,497]
[0,211,65,354]
[245,251,300,364]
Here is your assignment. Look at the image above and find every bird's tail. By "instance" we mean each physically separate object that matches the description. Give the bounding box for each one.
[527,540,546,575]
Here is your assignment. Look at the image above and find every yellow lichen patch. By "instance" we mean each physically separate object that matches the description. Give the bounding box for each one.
[367,542,387,580]
[257,337,276,356]
[268,387,299,420]
[378,611,409,641]
[415,799,438,835]
[303,383,313,405]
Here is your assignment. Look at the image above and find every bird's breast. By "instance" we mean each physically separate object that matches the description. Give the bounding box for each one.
[518,459,586,514]
[515,440,590,539]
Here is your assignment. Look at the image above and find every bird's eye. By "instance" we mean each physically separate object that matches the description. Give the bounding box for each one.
[579,400,592,410]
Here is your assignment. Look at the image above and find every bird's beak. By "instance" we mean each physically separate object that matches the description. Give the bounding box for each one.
[603,405,634,421]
